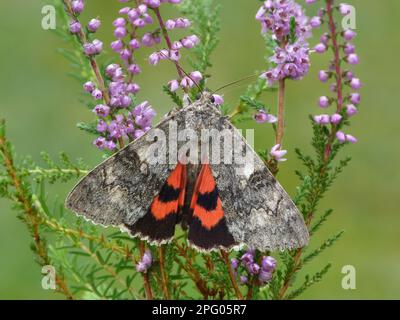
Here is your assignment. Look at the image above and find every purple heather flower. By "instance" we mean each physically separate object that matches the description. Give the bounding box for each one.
[319,96,330,108]
[336,130,346,143]
[142,33,156,47]
[261,40,310,85]
[92,89,103,100]
[256,0,311,40]
[128,64,141,75]
[240,252,254,265]
[165,19,176,29]
[119,7,130,14]
[261,256,277,272]
[169,50,181,61]
[71,0,84,14]
[93,137,106,150]
[343,29,357,41]
[246,263,261,275]
[339,3,353,16]
[344,43,356,55]
[190,71,203,83]
[134,129,146,139]
[168,79,179,92]
[330,113,343,125]
[110,39,124,52]
[120,48,131,61]
[318,70,330,82]
[97,120,107,133]
[87,18,101,32]
[181,35,200,49]
[320,33,329,44]
[239,275,248,284]
[83,42,97,56]
[270,144,287,162]
[346,104,358,117]
[83,81,95,93]
[254,110,277,124]
[93,104,110,117]
[144,0,161,8]
[180,76,194,89]
[315,43,327,54]
[129,38,141,50]
[92,39,103,54]
[105,64,119,77]
[347,53,359,65]
[149,52,160,65]
[126,83,140,94]
[346,134,358,144]
[114,26,127,38]
[134,101,156,128]
[314,114,330,125]
[231,258,239,270]
[69,20,81,34]
[350,78,362,90]
[113,17,126,27]
[259,269,273,283]
[212,94,224,106]
[349,93,361,105]
[106,140,117,151]
[310,16,322,28]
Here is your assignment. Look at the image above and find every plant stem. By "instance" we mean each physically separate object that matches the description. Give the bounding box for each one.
[153,7,185,80]
[0,120,74,299]
[174,241,211,298]
[139,241,153,300]
[158,246,171,299]
[220,250,243,300]
[324,0,343,162]
[275,78,286,146]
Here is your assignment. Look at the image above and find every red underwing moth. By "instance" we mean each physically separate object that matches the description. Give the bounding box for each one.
[66,92,309,252]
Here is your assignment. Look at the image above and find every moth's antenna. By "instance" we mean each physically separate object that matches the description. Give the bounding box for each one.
[157,51,202,91]
[212,73,260,94]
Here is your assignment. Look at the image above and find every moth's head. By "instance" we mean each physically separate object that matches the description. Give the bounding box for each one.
[195,91,214,104]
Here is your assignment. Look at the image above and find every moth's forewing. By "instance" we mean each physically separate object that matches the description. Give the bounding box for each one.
[65,113,178,228]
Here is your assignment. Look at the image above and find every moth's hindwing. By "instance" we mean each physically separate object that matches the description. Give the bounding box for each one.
[125,162,187,244]
[188,164,236,251]
[205,112,310,251]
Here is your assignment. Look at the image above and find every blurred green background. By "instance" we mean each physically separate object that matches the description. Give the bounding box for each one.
[0,0,398,299]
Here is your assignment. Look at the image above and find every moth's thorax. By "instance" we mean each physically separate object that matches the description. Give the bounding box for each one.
[192,91,221,114]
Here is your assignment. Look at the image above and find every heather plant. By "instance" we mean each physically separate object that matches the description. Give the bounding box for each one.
[0,0,360,300]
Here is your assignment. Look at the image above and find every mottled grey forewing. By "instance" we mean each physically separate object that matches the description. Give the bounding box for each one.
[204,109,309,251]
[66,110,185,228]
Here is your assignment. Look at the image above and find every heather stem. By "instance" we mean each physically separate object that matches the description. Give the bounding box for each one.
[220,250,243,300]
[276,78,286,146]
[324,0,343,162]
[158,246,171,299]
[139,241,153,300]
[0,120,74,300]
[152,7,185,80]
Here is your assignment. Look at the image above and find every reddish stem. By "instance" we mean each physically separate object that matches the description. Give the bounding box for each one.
[324,0,344,162]
[153,7,185,80]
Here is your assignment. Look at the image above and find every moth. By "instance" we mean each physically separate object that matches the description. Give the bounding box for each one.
[66,92,309,252]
